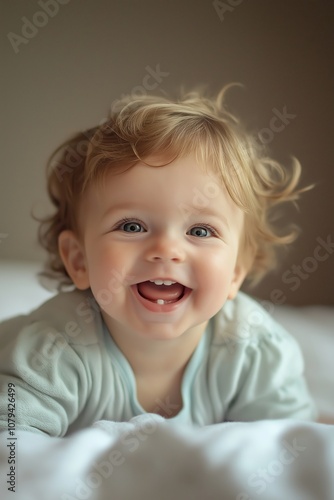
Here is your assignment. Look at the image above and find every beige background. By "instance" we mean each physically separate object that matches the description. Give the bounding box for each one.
[1,0,333,305]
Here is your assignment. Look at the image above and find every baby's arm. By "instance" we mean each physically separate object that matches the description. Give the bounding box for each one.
[224,322,317,422]
[0,315,89,436]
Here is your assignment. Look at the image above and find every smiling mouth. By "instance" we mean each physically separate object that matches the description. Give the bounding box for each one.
[136,280,187,305]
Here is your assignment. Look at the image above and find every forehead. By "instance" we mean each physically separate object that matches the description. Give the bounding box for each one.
[88,155,227,203]
[120,155,217,192]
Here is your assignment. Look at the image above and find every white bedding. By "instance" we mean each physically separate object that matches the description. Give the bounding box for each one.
[0,416,334,500]
[0,260,333,499]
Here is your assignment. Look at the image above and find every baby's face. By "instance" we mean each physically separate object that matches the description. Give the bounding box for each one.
[75,154,246,341]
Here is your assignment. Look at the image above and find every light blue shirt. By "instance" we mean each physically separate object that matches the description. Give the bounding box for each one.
[0,290,316,436]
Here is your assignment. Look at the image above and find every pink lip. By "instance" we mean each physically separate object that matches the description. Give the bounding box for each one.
[130,284,192,313]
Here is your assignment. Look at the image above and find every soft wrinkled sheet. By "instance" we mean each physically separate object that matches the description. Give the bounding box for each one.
[0,415,334,500]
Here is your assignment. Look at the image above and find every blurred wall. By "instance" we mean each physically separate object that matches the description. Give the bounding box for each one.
[1,0,333,305]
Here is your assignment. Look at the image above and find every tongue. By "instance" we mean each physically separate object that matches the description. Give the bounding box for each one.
[137,281,184,302]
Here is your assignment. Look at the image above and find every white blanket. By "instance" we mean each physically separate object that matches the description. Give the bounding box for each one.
[1,415,333,500]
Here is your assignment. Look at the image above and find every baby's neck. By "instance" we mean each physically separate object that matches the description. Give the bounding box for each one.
[103,316,208,416]
[136,368,185,418]
[127,337,201,418]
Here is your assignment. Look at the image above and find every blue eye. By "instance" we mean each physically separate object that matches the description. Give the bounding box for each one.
[121,221,144,233]
[188,226,213,238]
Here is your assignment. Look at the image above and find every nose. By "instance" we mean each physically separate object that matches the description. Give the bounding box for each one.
[144,232,186,263]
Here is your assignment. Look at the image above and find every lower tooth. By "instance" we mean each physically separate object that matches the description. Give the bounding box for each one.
[156,299,165,305]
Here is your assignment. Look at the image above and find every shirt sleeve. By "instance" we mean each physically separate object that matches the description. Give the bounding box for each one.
[0,317,91,436]
[224,319,318,422]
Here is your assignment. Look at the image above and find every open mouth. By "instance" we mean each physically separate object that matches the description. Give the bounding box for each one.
[136,279,186,305]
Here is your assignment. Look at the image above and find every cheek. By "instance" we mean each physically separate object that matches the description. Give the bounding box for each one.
[87,238,118,263]
[195,249,237,304]
[198,248,236,281]
[90,243,140,302]
[86,246,130,310]
[85,242,125,284]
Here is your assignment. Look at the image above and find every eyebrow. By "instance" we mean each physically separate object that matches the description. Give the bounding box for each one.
[191,207,230,230]
[102,203,145,219]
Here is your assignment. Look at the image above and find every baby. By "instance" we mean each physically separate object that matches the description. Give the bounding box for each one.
[0,86,316,436]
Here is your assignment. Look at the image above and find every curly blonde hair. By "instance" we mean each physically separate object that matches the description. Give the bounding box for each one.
[37,85,309,290]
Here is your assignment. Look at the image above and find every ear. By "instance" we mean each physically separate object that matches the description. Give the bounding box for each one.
[227,262,248,300]
[58,230,90,290]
